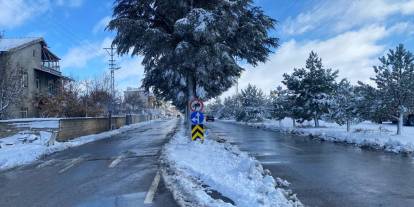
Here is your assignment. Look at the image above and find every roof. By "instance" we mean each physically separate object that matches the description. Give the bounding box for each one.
[0,37,44,52]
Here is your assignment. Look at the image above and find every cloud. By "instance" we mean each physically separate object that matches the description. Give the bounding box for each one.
[60,37,112,69]
[221,24,406,98]
[61,36,145,91]
[92,16,111,34]
[282,0,414,35]
[0,0,50,28]
[115,57,145,91]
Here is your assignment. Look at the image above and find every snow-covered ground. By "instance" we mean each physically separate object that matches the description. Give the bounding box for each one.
[0,120,158,171]
[225,118,414,154]
[161,122,303,207]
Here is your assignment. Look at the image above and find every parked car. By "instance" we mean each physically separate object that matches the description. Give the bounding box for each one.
[206,115,215,122]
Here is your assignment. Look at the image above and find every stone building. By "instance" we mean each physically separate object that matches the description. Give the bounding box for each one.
[0,37,70,118]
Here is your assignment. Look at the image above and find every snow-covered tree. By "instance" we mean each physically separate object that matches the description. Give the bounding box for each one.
[269,86,290,127]
[236,84,266,122]
[108,0,278,125]
[371,44,414,135]
[220,95,239,119]
[354,82,390,124]
[282,51,338,127]
[329,79,360,132]
[205,98,223,117]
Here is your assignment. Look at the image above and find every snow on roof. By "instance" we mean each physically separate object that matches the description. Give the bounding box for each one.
[0,37,43,52]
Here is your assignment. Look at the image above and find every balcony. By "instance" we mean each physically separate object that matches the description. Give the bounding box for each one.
[38,64,62,77]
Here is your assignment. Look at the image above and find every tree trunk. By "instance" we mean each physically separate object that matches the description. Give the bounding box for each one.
[397,112,403,135]
[314,116,319,128]
[292,118,296,128]
[278,120,282,128]
[186,74,196,129]
[346,119,351,132]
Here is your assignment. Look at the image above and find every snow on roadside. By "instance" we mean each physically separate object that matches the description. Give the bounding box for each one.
[0,120,162,171]
[0,118,60,129]
[224,118,414,154]
[161,123,303,207]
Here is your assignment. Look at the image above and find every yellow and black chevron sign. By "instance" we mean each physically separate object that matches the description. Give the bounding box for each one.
[191,124,204,141]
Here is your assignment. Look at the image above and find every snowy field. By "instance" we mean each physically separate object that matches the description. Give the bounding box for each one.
[161,123,303,207]
[0,120,159,171]
[225,118,414,154]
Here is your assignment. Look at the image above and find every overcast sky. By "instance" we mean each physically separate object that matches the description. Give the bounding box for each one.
[2,0,414,97]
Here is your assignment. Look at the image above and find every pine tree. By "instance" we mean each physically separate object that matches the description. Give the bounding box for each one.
[236,84,266,122]
[269,86,290,127]
[205,98,223,117]
[330,79,360,132]
[282,51,338,127]
[220,95,239,119]
[354,82,390,124]
[108,0,278,123]
[371,44,414,135]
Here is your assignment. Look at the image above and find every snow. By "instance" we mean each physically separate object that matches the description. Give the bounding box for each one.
[161,123,303,207]
[0,120,159,171]
[11,120,59,129]
[0,37,42,52]
[226,118,414,153]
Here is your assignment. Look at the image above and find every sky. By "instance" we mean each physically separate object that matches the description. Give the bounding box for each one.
[1,0,414,97]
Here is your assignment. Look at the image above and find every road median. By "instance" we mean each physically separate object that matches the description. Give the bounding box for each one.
[160,121,303,207]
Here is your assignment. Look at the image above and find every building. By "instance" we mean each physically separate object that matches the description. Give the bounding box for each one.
[123,87,155,110]
[0,37,70,118]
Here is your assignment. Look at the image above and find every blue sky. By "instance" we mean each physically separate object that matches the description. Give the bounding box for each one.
[1,0,414,95]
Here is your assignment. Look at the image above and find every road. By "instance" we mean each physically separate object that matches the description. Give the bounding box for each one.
[0,119,179,207]
[208,121,414,207]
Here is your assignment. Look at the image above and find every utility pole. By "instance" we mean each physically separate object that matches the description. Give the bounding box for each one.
[104,46,120,129]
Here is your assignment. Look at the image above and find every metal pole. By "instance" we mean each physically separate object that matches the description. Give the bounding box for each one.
[104,46,120,130]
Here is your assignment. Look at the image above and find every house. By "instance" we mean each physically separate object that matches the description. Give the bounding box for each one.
[124,87,154,108]
[0,37,70,118]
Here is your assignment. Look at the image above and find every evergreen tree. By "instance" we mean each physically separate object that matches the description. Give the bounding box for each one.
[108,0,278,122]
[269,86,290,127]
[205,98,223,117]
[236,84,266,122]
[282,51,338,127]
[354,82,390,123]
[371,44,414,135]
[329,79,360,132]
[220,95,239,119]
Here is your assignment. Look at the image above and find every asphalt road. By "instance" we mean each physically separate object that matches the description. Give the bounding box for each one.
[207,121,414,207]
[0,119,179,207]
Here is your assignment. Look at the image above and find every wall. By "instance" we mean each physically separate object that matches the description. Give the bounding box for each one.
[0,115,158,142]
[5,43,42,118]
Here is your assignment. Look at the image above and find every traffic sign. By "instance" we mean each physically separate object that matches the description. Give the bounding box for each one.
[190,98,204,112]
[191,111,204,125]
[191,124,204,141]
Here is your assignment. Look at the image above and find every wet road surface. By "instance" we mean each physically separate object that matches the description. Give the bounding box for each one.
[208,121,414,207]
[0,119,179,207]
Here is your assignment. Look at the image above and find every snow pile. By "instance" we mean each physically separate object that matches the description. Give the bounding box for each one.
[161,124,302,207]
[0,120,160,171]
[226,118,414,153]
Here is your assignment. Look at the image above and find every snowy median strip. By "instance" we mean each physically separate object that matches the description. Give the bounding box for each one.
[225,119,414,154]
[160,122,303,207]
[0,119,162,171]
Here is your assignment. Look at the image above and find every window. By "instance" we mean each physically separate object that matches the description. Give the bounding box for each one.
[36,78,40,89]
[33,49,36,57]
[21,72,28,88]
[20,107,28,118]
[48,81,54,94]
